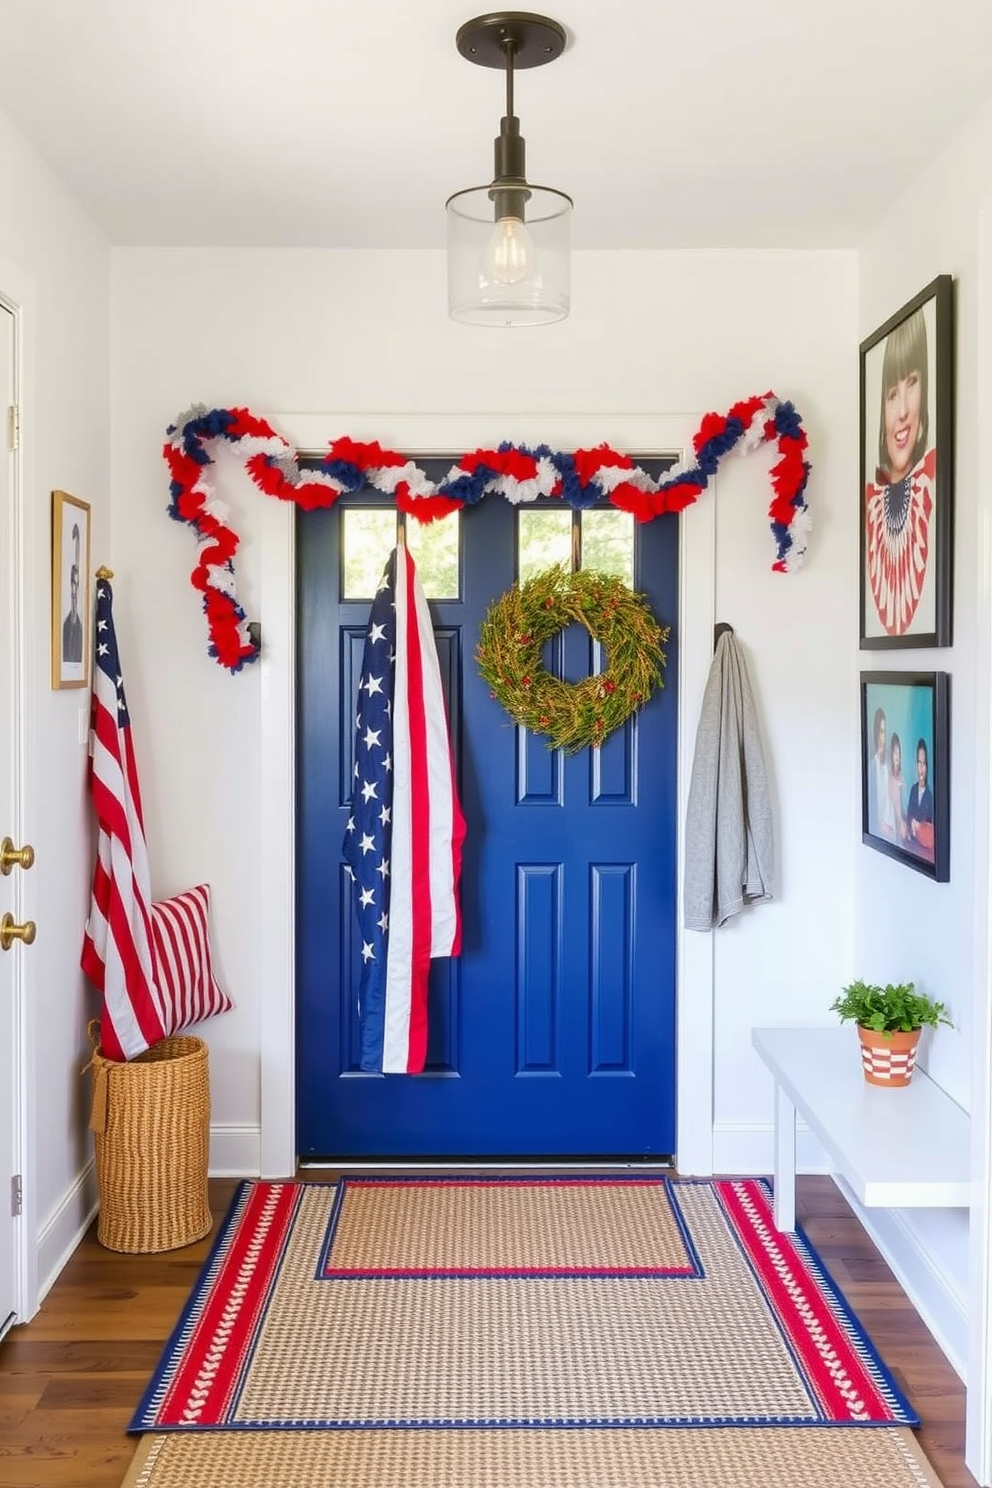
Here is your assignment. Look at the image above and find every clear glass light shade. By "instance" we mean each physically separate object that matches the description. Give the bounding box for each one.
[446,184,572,327]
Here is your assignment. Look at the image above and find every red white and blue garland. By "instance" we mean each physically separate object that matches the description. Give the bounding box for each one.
[164,393,811,673]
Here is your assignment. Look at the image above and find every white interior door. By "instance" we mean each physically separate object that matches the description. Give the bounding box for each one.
[0,299,22,1338]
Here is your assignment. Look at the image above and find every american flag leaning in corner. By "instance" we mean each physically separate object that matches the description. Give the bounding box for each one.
[343,543,466,1075]
[80,579,163,1061]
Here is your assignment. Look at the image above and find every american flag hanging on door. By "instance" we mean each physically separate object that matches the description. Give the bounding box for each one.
[342,544,465,1074]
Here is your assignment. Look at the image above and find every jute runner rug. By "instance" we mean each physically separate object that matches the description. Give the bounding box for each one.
[131,1176,917,1432]
[317,1174,701,1277]
[121,1425,945,1488]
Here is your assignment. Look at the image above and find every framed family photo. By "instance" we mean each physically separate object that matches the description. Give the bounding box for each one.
[861,671,949,882]
[51,489,91,689]
[859,275,954,649]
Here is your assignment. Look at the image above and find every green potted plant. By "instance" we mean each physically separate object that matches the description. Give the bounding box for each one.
[830,980,951,1086]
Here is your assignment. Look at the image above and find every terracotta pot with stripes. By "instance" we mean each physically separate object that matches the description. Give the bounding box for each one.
[856,1024,922,1087]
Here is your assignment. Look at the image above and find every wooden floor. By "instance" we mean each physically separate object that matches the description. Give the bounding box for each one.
[0,1173,975,1488]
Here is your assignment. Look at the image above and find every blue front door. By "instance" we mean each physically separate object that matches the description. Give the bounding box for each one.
[297,464,679,1159]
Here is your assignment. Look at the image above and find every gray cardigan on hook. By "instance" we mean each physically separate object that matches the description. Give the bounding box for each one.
[684,631,775,930]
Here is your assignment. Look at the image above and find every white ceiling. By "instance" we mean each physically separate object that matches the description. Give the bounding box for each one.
[1,0,990,250]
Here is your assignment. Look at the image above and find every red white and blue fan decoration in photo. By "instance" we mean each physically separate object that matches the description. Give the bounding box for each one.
[864,448,935,635]
[163,394,811,673]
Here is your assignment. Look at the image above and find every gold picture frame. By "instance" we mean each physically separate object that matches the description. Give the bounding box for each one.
[51,490,91,689]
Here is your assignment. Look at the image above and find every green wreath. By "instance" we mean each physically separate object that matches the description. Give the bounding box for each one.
[476,565,669,753]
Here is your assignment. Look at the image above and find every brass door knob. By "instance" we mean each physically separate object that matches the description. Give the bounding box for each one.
[0,913,36,951]
[0,837,35,876]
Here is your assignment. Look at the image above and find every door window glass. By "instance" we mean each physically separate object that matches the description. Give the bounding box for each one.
[518,509,572,582]
[406,513,460,599]
[581,509,635,587]
[342,509,398,598]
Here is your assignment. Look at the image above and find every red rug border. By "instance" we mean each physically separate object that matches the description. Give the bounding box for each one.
[128,1175,919,1433]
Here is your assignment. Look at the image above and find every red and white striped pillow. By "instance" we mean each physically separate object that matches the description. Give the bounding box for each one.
[149,883,233,1039]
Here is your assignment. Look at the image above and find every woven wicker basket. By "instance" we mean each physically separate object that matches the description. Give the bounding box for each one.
[87,1021,213,1253]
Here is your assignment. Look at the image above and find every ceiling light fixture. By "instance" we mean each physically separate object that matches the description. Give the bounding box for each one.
[446,12,572,328]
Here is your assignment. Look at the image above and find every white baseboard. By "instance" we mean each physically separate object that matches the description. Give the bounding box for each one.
[36,1159,98,1306]
[711,1121,967,1382]
[711,1120,828,1177]
[833,1174,968,1383]
[208,1122,262,1177]
[32,1125,261,1307]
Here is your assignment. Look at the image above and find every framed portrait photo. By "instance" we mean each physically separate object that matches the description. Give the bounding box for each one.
[51,490,91,689]
[861,671,949,882]
[859,275,954,648]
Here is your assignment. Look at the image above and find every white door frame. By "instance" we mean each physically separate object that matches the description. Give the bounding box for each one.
[255,411,717,1180]
[0,260,38,1325]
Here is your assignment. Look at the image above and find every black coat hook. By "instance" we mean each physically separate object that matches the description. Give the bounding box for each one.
[714,621,734,648]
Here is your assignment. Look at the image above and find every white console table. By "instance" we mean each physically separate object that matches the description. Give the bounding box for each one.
[751,1025,970,1231]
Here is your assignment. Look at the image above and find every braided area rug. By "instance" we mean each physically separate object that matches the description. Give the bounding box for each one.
[121,1426,944,1488]
[130,1177,917,1432]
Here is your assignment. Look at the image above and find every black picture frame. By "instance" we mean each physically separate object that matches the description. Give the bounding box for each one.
[861,671,949,882]
[859,275,954,648]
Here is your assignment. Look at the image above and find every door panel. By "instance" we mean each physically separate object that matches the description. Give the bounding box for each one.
[297,462,678,1159]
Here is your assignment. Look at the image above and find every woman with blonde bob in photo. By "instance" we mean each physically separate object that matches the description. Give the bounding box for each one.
[864,306,936,637]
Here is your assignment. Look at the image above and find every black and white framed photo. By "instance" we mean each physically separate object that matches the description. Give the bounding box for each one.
[861,671,949,882]
[51,489,91,689]
[860,275,954,648]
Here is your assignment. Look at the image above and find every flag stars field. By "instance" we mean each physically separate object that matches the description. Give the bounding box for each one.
[341,546,464,1074]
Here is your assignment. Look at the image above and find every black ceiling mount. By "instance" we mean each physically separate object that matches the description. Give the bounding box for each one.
[455,12,567,69]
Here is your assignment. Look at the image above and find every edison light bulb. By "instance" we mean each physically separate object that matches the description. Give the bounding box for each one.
[483,216,534,285]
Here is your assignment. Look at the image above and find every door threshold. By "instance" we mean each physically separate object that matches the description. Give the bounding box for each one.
[299,1157,677,1172]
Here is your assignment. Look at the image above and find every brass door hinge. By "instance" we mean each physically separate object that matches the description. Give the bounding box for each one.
[7,404,19,451]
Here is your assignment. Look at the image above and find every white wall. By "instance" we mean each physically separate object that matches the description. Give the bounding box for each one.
[110,245,858,1170]
[855,96,992,1382]
[0,105,111,1287]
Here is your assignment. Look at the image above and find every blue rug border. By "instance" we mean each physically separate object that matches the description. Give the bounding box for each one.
[314,1173,705,1281]
[127,1174,920,1435]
